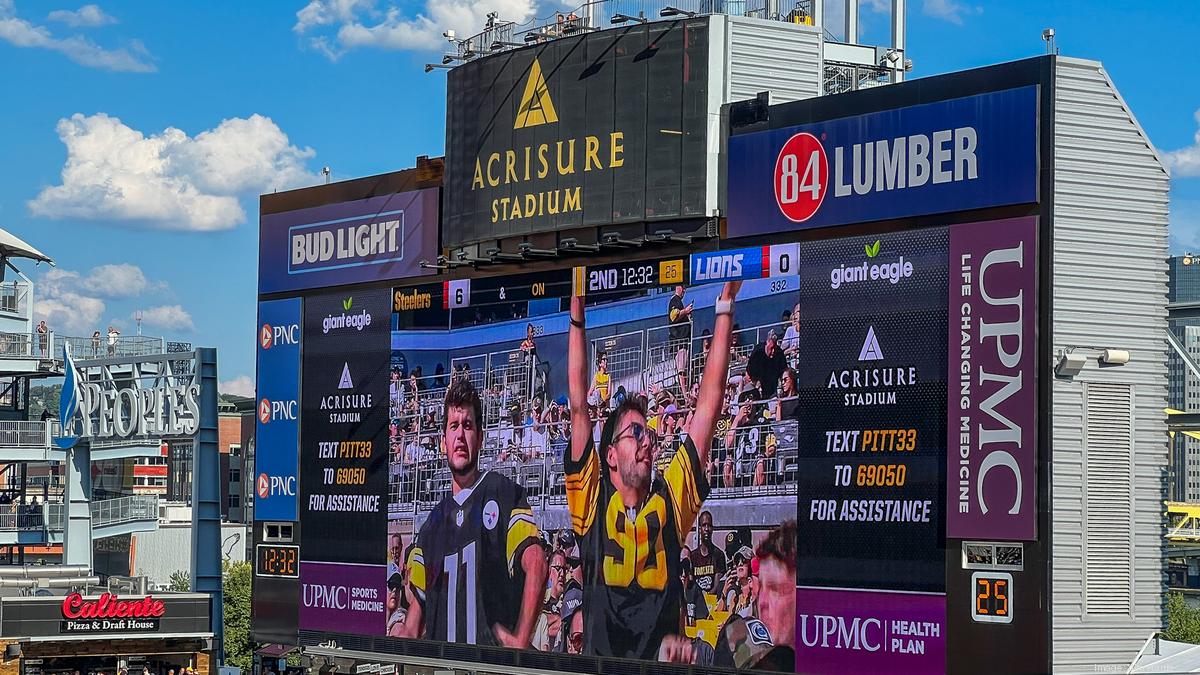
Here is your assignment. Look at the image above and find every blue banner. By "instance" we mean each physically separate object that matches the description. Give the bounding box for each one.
[726,86,1038,238]
[255,298,302,521]
[258,190,439,294]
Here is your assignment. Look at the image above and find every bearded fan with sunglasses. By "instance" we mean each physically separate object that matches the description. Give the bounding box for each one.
[564,281,742,662]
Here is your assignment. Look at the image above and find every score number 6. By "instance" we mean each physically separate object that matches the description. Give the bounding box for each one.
[773,132,829,223]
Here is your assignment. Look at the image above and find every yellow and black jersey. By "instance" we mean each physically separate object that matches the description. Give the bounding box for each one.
[564,435,709,659]
[406,471,541,645]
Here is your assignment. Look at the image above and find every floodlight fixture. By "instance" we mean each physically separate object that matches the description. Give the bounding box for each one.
[660,7,697,18]
[611,13,647,24]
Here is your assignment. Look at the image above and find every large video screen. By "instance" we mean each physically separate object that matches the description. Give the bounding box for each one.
[295,218,1037,673]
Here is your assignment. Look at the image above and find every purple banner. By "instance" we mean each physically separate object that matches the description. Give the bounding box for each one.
[947,217,1038,540]
[259,189,438,294]
[797,587,946,674]
[299,561,385,635]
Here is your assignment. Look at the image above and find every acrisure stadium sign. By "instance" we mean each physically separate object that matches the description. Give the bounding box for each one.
[443,18,712,249]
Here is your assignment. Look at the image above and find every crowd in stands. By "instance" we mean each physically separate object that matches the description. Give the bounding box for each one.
[388,295,802,512]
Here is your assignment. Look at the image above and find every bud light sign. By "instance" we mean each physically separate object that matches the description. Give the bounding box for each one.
[259,189,439,294]
[256,298,301,521]
[727,86,1037,238]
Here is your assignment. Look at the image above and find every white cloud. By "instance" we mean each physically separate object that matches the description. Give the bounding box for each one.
[1170,197,1200,253]
[922,0,980,24]
[1166,109,1200,179]
[29,112,319,231]
[85,263,161,297]
[295,0,538,57]
[33,263,172,335]
[0,2,151,71]
[48,4,116,27]
[138,305,194,331]
[294,0,370,33]
[862,0,890,12]
[34,291,105,336]
[40,263,162,298]
[219,375,255,398]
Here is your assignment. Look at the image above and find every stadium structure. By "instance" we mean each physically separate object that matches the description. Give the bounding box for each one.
[250,0,1171,673]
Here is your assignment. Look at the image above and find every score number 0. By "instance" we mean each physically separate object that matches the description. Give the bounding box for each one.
[774,133,829,224]
[971,571,1013,624]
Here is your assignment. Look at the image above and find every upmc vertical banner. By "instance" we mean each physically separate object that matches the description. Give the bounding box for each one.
[255,298,301,521]
[299,289,390,634]
[947,217,1038,540]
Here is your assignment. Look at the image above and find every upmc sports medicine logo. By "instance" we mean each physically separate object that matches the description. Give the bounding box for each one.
[258,473,296,499]
[774,126,982,223]
[261,322,299,350]
[774,132,828,222]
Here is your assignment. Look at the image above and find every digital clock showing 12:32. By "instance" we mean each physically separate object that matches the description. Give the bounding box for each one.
[256,544,299,579]
[971,571,1013,624]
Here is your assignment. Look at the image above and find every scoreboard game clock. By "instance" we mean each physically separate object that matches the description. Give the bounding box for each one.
[574,257,688,295]
[256,544,299,579]
[971,571,1013,624]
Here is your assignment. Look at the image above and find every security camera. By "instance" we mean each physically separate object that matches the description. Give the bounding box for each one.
[443,29,456,42]
[1042,28,1054,41]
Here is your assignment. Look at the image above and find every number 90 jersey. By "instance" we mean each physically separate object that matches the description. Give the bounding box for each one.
[565,435,709,659]
[407,471,541,645]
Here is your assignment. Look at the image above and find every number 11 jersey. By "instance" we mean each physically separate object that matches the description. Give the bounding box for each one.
[408,471,541,645]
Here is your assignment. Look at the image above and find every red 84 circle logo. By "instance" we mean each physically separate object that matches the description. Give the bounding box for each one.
[773,132,828,223]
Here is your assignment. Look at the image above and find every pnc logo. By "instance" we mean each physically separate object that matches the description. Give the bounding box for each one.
[261,322,299,350]
[258,398,298,424]
[257,473,295,499]
[514,57,557,129]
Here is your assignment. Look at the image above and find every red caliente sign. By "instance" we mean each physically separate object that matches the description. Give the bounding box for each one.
[61,593,166,620]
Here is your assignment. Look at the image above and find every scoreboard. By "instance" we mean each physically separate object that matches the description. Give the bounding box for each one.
[393,244,800,313]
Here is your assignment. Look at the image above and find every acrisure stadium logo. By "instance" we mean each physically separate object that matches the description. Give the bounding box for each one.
[773,126,982,223]
[470,56,625,225]
[514,57,557,129]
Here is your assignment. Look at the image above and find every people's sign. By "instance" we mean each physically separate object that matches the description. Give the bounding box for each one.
[54,345,200,449]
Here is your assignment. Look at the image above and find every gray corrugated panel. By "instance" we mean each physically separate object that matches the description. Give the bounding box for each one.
[1052,57,1170,673]
[726,16,820,104]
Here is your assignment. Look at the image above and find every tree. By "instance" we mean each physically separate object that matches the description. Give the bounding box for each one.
[223,559,253,670]
[1165,592,1200,644]
[168,570,191,592]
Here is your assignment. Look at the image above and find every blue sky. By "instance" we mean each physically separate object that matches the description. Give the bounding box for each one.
[0,0,1197,395]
